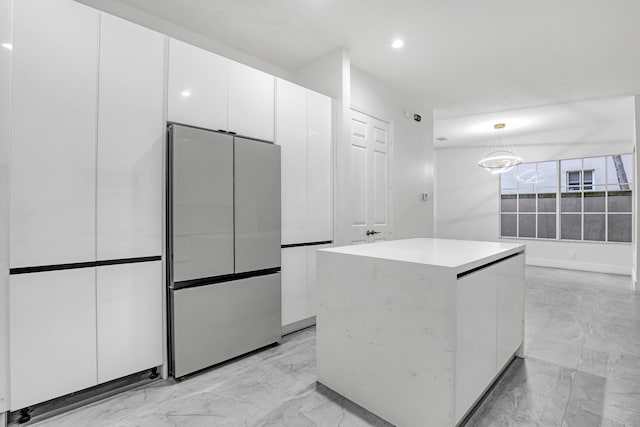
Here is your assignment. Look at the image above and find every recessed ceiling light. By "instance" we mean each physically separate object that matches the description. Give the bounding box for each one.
[1,42,12,50]
[435,137,448,142]
[391,39,404,49]
[180,90,191,98]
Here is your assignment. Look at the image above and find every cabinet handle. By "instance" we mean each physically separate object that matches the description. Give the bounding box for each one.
[366,230,381,236]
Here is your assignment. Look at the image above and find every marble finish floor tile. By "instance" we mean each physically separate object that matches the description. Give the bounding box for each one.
[27,266,640,427]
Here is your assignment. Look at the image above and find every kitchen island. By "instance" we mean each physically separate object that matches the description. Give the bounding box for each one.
[316,238,525,427]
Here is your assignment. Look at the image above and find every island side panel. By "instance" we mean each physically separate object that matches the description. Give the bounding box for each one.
[316,250,457,427]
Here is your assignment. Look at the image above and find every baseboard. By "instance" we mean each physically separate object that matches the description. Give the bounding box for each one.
[526,257,631,276]
[282,316,316,336]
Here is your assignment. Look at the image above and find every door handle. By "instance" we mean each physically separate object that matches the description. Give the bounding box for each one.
[366,230,381,236]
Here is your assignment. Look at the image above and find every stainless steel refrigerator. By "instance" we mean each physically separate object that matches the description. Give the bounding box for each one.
[167,123,281,378]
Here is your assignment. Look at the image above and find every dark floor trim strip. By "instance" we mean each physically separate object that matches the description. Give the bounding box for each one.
[456,251,524,279]
[10,256,162,275]
[172,267,281,290]
[281,241,333,249]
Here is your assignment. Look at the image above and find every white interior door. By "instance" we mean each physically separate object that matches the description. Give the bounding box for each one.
[350,109,391,244]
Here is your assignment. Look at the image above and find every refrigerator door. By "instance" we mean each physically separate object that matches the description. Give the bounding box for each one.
[234,137,281,273]
[171,272,282,377]
[170,125,234,283]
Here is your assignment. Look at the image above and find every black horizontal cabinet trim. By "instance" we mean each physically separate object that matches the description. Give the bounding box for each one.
[456,251,524,279]
[172,267,281,291]
[10,256,162,275]
[281,241,333,249]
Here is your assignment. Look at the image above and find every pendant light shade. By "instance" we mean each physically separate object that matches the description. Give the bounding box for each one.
[478,123,523,174]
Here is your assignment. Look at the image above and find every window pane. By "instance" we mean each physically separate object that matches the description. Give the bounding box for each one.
[583,157,605,186]
[584,187,605,212]
[608,190,632,212]
[608,214,631,243]
[518,214,536,238]
[537,214,556,239]
[500,168,518,190]
[561,158,582,190]
[516,163,536,193]
[607,155,633,189]
[538,193,556,212]
[501,214,517,237]
[518,194,536,212]
[501,195,517,212]
[536,161,557,191]
[561,192,582,212]
[561,214,582,240]
[584,214,605,241]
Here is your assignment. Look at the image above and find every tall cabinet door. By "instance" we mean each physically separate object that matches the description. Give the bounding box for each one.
[497,254,525,370]
[307,91,333,243]
[228,61,275,141]
[10,268,97,409]
[276,79,308,245]
[168,38,228,132]
[171,125,235,282]
[97,261,163,383]
[234,138,281,273]
[97,13,165,260]
[455,265,498,423]
[10,0,99,267]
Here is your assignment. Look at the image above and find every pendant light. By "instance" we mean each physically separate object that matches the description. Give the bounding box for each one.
[478,123,523,174]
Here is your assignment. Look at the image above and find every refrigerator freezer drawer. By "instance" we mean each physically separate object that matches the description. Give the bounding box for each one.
[171,272,282,377]
[234,137,281,273]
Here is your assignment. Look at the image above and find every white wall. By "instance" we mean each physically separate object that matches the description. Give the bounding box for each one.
[436,134,634,275]
[350,68,434,240]
[0,0,11,416]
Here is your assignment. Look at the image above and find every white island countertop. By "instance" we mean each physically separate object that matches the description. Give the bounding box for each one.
[321,237,524,275]
[316,237,526,426]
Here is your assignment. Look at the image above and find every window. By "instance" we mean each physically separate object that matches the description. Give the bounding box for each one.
[567,170,594,191]
[500,154,632,243]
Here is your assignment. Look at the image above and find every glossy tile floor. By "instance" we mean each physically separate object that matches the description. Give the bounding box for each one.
[32,266,639,427]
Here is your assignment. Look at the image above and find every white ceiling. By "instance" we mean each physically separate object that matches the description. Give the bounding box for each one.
[100,0,640,119]
[434,96,636,148]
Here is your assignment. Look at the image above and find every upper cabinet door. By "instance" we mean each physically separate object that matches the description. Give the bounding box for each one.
[10,0,99,268]
[168,38,228,132]
[97,14,165,260]
[228,61,275,141]
[307,91,333,243]
[276,79,308,245]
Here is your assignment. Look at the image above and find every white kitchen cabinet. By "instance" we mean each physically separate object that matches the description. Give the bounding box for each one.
[281,244,332,329]
[497,254,525,370]
[228,60,275,141]
[455,265,498,423]
[168,38,228,132]
[281,247,308,326]
[10,0,99,268]
[277,80,308,244]
[97,14,164,260]
[307,91,333,243]
[276,79,333,245]
[97,261,163,383]
[10,269,97,409]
